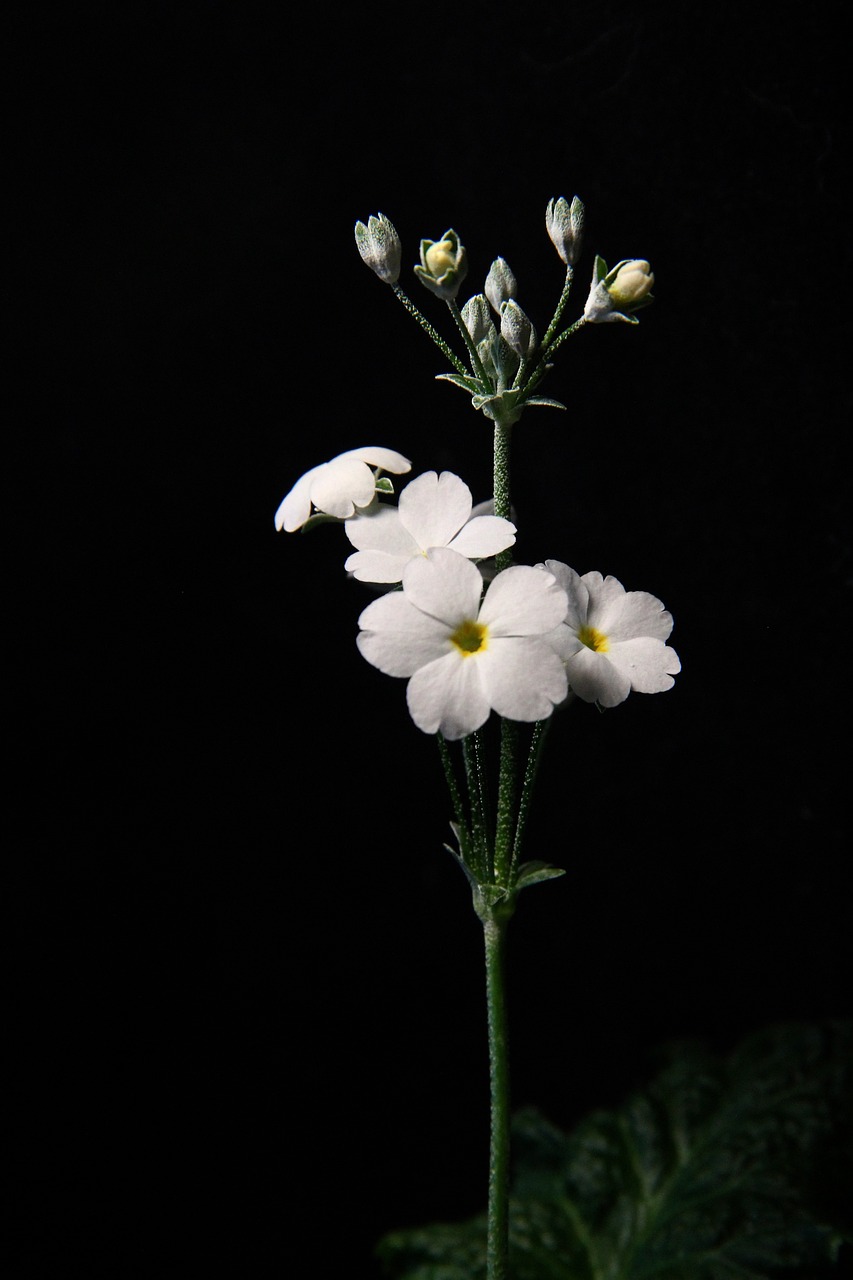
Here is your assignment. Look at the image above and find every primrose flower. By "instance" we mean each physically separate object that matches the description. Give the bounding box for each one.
[274,447,411,532]
[354,212,402,284]
[344,470,515,583]
[357,547,569,739]
[539,561,680,707]
[414,229,468,300]
[583,256,655,324]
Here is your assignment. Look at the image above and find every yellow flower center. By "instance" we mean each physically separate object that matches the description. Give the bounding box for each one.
[578,624,609,653]
[425,240,456,277]
[451,619,488,656]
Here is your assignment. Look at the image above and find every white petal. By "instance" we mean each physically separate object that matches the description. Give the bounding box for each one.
[402,547,483,626]
[538,561,589,630]
[406,652,491,739]
[480,565,568,637]
[583,573,628,631]
[310,456,376,518]
[274,463,325,531]
[341,446,412,474]
[600,590,674,642]
[399,471,472,550]
[357,592,450,676]
[447,516,516,558]
[345,549,413,583]
[541,621,584,663]
[344,506,413,552]
[607,638,681,692]
[566,647,631,706]
[344,506,420,581]
[479,638,568,721]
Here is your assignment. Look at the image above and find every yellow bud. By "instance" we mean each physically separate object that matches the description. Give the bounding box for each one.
[424,240,456,277]
[607,260,654,307]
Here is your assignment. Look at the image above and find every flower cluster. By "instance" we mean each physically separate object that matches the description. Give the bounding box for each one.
[275,448,679,736]
[274,199,676,738]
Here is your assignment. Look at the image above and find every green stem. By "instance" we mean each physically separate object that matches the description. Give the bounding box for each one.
[538,264,574,353]
[463,730,491,880]
[391,285,470,376]
[509,718,552,884]
[494,719,518,889]
[483,910,512,1280]
[521,314,587,399]
[437,733,473,866]
[447,297,495,394]
[493,419,513,572]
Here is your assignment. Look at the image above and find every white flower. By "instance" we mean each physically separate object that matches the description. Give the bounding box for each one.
[538,561,680,707]
[357,547,569,739]
[274,447,411,532]
[344,470,516,583]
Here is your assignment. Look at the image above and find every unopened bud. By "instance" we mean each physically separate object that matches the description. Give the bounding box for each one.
[545,195,584,266]
[484,257,517,315]
[354,212,402,284]
[500,299,537,358]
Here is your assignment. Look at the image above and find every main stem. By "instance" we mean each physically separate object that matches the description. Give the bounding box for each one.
[483,909,511,1280]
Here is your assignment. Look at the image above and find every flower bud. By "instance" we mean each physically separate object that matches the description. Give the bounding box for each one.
[461,293,494,345]
[484,257,517,315]
[500,299,537,358]
[354,213,402,284]
[583,256,655,324]
[545,195,584,266]
[414,229,468,300]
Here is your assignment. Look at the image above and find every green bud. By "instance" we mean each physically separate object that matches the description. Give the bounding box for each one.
[460,293,494,345]
[545,195,585,266]
[500,299,537,358]
[354,212,402,284]
[484,257,517,314]
[414,229,468,300]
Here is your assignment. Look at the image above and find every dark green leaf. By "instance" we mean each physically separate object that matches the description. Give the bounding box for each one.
[377,1021,852,1279]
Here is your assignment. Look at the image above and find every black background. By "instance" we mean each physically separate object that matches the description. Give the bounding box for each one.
[9,2,852,1275]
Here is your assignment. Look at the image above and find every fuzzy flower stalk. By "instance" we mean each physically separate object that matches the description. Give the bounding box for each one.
[275,197,673,1280]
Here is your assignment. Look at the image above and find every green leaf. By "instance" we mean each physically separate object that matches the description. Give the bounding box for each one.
[435,372,484,394]
[521,396,568,411]
[515,860,566,892]
[377,1020,852,1279]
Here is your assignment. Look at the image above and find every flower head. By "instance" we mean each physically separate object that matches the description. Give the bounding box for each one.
[354,213,402,284]
[274,447,411,532]
[344,470,515,583]
[414,229,468,300]
[545,195,585,266]
[357,547,569,739]
[583,256,655,324]
[539,561,680,707]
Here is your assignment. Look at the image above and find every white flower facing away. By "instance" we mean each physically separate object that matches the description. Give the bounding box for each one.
[357,547,569,740]
[344,470,516,583]
[274,447,412,532]
[538,561,680,707]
